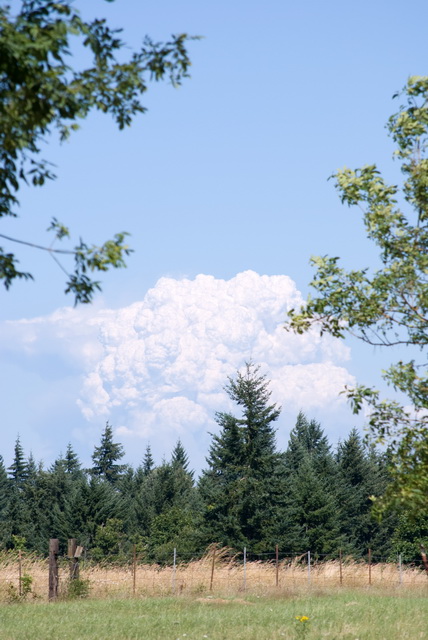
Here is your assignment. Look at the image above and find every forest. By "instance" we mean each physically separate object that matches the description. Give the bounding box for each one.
[1,364,426,563]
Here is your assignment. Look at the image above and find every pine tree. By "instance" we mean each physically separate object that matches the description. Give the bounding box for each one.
[198,414,247,547]
[226,362,280,474]
[282,455,341,554]
[25,453,38,484]
[8,437,28,486]
[91,422,125,484]
[146,460,201,560]
[337,430,395,556]
[280,413,342,554]
[44,458,77,552]
[1,484,31,547]
[283,412,333,475]
[117,465,141,539]
[0,455,10,523]
[64,443,81,475]
[171,439,191,475]
[199,363,286,551]
[67,475,124,549]
[142,444,154,476]
[22,466,54,554]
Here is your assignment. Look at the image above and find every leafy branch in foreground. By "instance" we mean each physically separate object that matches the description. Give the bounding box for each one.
[285,76,428,517]
[0,0,195,303]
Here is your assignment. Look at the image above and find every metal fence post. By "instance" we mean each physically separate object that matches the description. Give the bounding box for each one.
[172,547,177,594]
[132,544,137,596]
[398,553,403,586]
[368,548,372,586]
[275,545,279,587]
[18,549,22,596]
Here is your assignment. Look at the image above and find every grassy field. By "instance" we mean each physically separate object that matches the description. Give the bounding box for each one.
[0,591,427,640]
[0,553,426,639]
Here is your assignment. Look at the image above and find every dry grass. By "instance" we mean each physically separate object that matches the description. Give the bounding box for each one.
[0,549,426,602]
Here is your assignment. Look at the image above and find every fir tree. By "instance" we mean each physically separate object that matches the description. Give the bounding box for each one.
[8,437,28,486]
[25,453,38,485]
[64,443,81,475]
[282,455,342,554]
[0,455,10,520]
[199,363,286,551]
[44,459,76,551]
[226,362,280,474]
[146,460,201,560]
[171,439,191,474]
[142,444,154,476]
[68,475,124,549]
[283,412,333,475]
[91,422,125,484]
[280,413,342,554]
[337,430,395,556]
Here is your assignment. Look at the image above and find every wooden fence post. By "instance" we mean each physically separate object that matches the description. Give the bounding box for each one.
[339,548,343,586]
[420,545,428,576]
[368,548,372,586]
[49,539,59,601]
[68,538,80,581]
[209,545,216,592]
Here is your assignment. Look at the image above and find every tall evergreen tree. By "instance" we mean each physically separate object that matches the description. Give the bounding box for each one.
[8,437,28,486]
[25,453,38,484]
[199,362,287,551]
[142,444,154,476]
[337,430,374,554]
[67,475,124,549]
[0,456,10,531]
[146,460,201,560]
[283,412,334,475]
[1,484,31,547]
[280,413,342,554]
[64,443,81,475]
[171,439,191,474]
[283,455,341,554]
[91,422,125,484]
[336,430,395,556]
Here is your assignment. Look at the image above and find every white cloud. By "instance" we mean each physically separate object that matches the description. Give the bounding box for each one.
[1,271,356,465]
[75,271,354,436]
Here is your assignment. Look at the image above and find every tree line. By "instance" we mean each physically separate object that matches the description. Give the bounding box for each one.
[1,364,426,562]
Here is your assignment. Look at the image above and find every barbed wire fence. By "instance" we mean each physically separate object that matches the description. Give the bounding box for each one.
[0,541,427,601]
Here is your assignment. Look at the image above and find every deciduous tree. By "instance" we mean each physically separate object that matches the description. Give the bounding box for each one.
[0,0,193,302]
[286,77,428,516]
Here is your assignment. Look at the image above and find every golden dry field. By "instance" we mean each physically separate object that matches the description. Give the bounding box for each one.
[0,550,426,602]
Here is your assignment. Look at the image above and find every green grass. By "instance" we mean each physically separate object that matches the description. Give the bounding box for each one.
[0,590,427,639]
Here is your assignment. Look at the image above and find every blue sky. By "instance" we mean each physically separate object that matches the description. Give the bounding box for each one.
[1,0,427,472]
